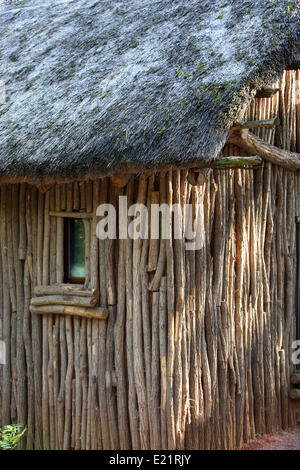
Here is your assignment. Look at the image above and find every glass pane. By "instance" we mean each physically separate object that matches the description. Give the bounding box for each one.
[69,218,85,278]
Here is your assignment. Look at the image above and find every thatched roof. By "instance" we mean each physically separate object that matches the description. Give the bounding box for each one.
[0,0,299,182]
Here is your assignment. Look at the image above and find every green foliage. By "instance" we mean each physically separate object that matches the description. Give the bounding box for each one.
[0,424,26,450]
[157,126,166,135]
[236,52,246,62]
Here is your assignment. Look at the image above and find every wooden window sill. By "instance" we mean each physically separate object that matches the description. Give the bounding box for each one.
[30,284,108,320]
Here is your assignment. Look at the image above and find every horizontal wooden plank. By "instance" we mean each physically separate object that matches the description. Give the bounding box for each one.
[49,211,93,219]
[231,117,280,130]
[228,130,300,171]
[34,284,99,299]
[31,295,97,308]
[30,304,108,320]
[192,156,262,171]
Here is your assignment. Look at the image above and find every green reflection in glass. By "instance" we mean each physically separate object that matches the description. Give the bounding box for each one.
[69,219,85,278]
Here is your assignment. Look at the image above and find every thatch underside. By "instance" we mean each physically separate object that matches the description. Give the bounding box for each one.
[0,0,299,181]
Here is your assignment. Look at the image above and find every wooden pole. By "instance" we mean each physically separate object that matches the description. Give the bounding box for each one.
[30,304,108,319]
[132,174,150,449]
[229,130,300,170]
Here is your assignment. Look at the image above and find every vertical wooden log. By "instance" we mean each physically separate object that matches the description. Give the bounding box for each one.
[30,186,43,448]
[90,181,100,449]
[187,187,200,449]
[41,190,51,448]
[73,182,79,211]
[63,317,74,449]
[18,183,27,260]
[6,186,17,426]
[140,175,154,446]
[147,191,160,272]
[50,187,59,449]
[173,170,185,449]
[159,277,168,449]
[234,170,246,448]
[165,171,176,449]
[149,176,166,292]
[125,178,141,450]
[23,258,34,448]
[80,318,88,449]
[56,185,66,450]
[151,291,161,449]
[0,185,11,426]
[56,190,64,284]
[132,174,150,449]
[97,178,110,449]
[79,182,86,210]
[106,305,119,449]
[11,185,27,432]
[114,187,130,449]
[103,183,119,449]
[74,317,81,449]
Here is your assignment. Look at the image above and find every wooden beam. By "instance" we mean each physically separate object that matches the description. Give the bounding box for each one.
[31,295,98,308]
[256,88,279,98]
[228,129,300,171]
[192,156,262,171]
[209,155,262,169]
[30,304,108,320]
[34,284,99,298]
[290,374,300,385]
[187,157,261,184]
[49,211,92,219]
[231,117,280,130]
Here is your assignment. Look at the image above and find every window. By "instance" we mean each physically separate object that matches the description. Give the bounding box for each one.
[64,218,86,283]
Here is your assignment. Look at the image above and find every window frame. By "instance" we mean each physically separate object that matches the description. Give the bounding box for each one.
[64,217,86,284]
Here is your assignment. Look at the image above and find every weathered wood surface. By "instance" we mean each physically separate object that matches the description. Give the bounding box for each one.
[229,129,300,170]
[290,374,300,385]
[30,295,98,307]
[49,211,92,218]
[0,69,299,450]
[231,117,280,129]
[34,284,99,299]
[30,304,108,319]
[191,156,262,171]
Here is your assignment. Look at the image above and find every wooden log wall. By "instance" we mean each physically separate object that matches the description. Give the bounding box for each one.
[0,70,299,449]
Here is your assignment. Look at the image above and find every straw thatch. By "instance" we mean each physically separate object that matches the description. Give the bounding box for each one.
[0,0,299,181]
